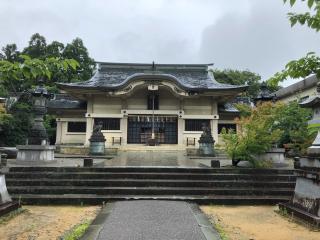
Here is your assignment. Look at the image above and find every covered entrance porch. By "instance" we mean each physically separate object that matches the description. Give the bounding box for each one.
[127,115,178,144]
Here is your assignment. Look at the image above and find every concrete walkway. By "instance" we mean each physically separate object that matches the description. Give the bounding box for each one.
[81,200,220,240]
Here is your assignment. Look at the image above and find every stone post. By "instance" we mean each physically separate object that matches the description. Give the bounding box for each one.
[279,82,320,228]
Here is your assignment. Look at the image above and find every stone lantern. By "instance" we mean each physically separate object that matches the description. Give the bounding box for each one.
[28,80,51,145]
[279,82,320,228]
[16,80,56,163]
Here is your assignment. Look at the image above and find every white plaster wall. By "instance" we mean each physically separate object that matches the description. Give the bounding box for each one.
[58,90,233,148]
[184,97,212,115]
[126,88,179,110]
[159,89,179,110]
[127,89,146,110]
[101,131,123,148]
[279,86,317,103]
[93,96,122,114]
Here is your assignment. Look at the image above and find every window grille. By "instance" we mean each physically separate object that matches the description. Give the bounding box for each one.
[94,118,120,130]
[127,115,177,144]
[185,119,210,131]
[67,122,86,132]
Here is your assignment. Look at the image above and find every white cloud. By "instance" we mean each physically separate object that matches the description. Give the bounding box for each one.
[0,0,319,86]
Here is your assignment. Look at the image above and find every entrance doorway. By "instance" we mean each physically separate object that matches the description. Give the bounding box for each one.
[127,115,178,144]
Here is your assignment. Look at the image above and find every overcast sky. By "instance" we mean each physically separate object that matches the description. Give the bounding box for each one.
[1,0,319,86]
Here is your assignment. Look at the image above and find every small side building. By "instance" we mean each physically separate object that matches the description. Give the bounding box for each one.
[49,62,247,150]
[275,75,318,103]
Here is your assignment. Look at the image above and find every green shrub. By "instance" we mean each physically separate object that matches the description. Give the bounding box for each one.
[221,102,283,167]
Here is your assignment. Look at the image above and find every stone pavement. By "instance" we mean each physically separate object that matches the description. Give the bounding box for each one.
[104,151,200,167]
[6,150,232,168]
[81,200,221,240]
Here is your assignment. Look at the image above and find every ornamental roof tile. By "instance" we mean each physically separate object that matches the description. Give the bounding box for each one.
[58,62,247,91]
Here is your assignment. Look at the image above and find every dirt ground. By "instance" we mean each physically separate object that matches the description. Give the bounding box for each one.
[201,205,319,240]
[0,205,100,240]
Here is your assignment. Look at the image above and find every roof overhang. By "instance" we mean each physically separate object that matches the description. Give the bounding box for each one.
[58,73,247,98]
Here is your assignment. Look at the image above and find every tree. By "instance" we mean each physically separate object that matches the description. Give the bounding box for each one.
[23,33,47,59]
[268,0,320,87]
[222,101,314,166]
[211,69,278,99]
[62,38,95,82]
[0,55,79,94]
[0,55,79,146]
[272,101,313,154]
[221,102,283,167]
[0,34,96,87]
[0,99,32,146]
[46,41,64,58]
[0,44,20,62]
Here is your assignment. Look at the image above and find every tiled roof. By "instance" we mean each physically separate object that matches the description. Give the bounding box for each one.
[58,62,247,91]
[275,75,318,99]
[47,94,86,109]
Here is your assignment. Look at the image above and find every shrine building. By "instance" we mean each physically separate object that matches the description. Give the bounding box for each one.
[49,62,247,150]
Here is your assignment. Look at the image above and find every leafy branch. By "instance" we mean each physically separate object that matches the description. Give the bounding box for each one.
[267,0,320,86]
[0,55,79,94]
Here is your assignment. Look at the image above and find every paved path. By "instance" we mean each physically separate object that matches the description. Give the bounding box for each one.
[82,200,220,240]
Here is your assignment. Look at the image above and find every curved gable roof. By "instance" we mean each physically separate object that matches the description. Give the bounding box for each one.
[58,62,247,92]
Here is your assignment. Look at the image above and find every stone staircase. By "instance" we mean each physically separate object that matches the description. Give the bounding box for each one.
[4,167,296,205]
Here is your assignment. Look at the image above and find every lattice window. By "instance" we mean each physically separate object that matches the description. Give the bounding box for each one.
[147,95,159,110]
[94,118,120,130]
[185,119,210,131]
[67,122,86,132]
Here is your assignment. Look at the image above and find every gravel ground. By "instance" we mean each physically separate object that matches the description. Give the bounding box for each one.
[0,205,100,240]
[201,205,319,240]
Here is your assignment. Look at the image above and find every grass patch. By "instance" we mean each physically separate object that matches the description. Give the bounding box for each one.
[203,209,230,240]
[214,221,229,240]
[275,207,288,217]
[0,208,27,225]
[59,220,91,240]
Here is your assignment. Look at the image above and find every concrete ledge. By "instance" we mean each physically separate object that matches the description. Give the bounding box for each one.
[79,202,115,240]
[189,203,221,240]
[58,146,118,156]
[16,145,56,150]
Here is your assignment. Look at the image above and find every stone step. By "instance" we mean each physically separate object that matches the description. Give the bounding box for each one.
[5,179,296,188]
[5,167,296,205]
[4,172,296,181]
[11,194,292,205]
[7,186,294,196]
[7,167,294,174]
